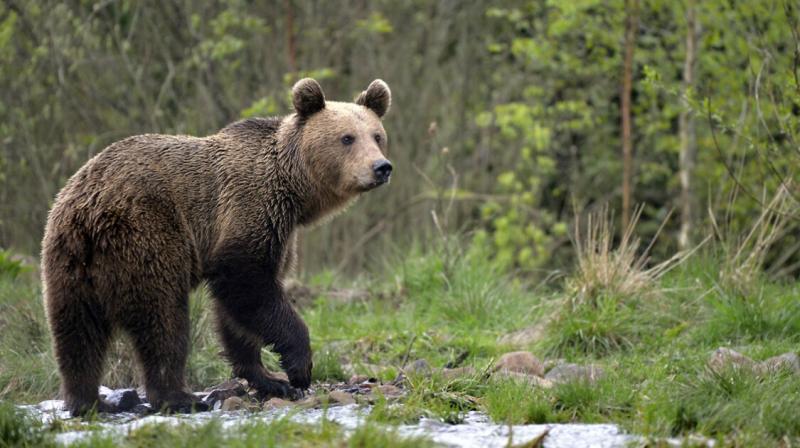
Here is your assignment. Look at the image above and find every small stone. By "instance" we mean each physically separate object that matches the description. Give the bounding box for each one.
[348,374,369,385]
[263,397,292,409]
[758,352,800,375]
[221,396,246,411]
[543,359,567,373]
[376,384,403,397]
[295,395,321,409]
[105,389,142,412]
[204,382,246,406]
[355,393,375,405]
[131,403,152,415]
[285,279,315,308]
[328,390,356,405]
[442,366,476,380]
[204,379,241,392]
[494,351,545,377]
[545,363,604,384]
[98,385,114,399]
[492,370,554,388]
[270,371,290,382]
[708,347,756,373]
[403,359,432,376]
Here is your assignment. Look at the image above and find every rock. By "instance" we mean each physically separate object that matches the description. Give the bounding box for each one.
[326,288,372,305]
[403,359,432,376]
[708,347,756,373]
[285,280,372,308]
[203,381,247,406]
[328,390,355,405]
[498,324,547,347]
[376,384,404,398]
[493,351,545,377]
[204,378,245,392]
[285,279,315,308]
[105,389,142,412]
[545,363,604,384]
[263,397,293,409]
[131,404,153,415]
[444,351,469,369]
[98,385,114,398]
[270,371,290,382]
[295,395,322,409]
[493,370,554,388]
[758,352,800,375]
[442,366,477,380]
[348,374,371,385]
[390,370,408,386]
[543,359,566,373]
[220,396,246,412]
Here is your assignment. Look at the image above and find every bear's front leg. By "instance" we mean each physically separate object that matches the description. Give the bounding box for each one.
[209,263,312,399]
[217,313,307,400]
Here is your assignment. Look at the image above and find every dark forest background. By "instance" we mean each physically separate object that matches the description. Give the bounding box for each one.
[1,0,798,277]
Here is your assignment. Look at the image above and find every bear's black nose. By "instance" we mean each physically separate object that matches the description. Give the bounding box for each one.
[373,159,393,181]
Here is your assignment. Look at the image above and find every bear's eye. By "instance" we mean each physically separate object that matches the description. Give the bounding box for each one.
[341,135,355,145]
[374,134,382,144]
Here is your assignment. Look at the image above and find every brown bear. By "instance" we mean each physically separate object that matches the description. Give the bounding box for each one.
[41,78,392,416]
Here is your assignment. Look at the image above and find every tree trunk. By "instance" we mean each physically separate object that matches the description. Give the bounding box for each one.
[621,0,639,230]
[678,0,699,249]
[285,0,297,73]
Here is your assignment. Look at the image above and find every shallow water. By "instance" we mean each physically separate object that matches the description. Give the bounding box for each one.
[21,399,647,447]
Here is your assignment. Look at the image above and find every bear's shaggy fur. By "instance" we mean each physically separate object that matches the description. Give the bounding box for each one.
[41,79,392,416]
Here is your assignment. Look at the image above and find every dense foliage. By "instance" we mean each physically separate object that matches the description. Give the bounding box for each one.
[1,0,798,275]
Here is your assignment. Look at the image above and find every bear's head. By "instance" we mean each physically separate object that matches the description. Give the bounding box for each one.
[290,78,392,202]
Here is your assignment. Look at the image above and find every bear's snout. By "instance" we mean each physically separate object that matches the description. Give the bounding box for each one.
[372,159,393,184]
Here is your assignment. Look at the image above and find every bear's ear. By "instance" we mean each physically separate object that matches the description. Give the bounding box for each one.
[292,78,326,117]
[355,79,391,118]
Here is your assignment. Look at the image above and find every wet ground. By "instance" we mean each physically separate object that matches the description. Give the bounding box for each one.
[24,399,637,448]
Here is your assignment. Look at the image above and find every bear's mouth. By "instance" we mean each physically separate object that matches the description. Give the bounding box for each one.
[359,177,390,192]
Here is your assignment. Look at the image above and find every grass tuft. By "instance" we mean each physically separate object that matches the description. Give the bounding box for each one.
[0,401,54,447]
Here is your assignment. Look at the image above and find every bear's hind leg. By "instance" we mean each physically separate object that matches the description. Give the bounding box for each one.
[123,297,208,413]
[48,298,115,417]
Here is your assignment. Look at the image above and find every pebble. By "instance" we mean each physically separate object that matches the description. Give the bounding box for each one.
[271,372,290,382]
[348,374,369,385]
[708,348,800,377]
[493,351,545,377]
[403,359,432,376]
[105,389,142,412]
[708,347,756,373]
[203,382,246,407]
[376,384,403,397]
[295,395,321,409]
[263,397,293,409]
[220,396,245,412]
[759,352,800,374]
[442,366,477,380]
[328,390,356,405]
[545,363,605,385]
[492,370,554,388]
[543,358,567,373]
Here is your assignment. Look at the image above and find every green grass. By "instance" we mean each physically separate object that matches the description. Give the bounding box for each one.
[0,400,55,447]
[1,243,800,446]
